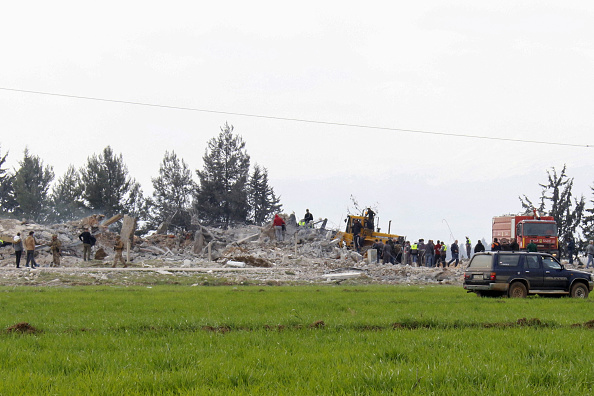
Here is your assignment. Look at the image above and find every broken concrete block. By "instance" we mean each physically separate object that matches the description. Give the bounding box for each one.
[226,260,246,268]
[367,249,377,264]
[120,215,137,246]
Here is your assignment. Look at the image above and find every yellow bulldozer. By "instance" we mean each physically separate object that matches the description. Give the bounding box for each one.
[335,211,403,251]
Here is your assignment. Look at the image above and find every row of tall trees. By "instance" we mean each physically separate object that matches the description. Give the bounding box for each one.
[0,123,281,229]
[520,164,592,253]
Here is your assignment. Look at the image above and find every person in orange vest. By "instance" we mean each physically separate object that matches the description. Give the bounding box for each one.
[491,238,502,251]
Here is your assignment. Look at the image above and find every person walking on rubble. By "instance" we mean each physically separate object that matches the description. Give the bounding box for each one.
[13,232,23,268]
[24,231,38,268]
[447,240,460,267]
[273,214,285,242]
[112,235,127,268]
[50,234,61,267]
[79,227,93,261]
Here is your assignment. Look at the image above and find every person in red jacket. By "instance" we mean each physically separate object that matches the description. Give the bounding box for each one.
[273,214,285,241]
[434,240,442,268]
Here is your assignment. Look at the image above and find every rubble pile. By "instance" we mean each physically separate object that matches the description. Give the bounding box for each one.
[0,215,467,286]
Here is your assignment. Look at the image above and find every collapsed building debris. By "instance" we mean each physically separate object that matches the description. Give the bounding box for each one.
[0,214,473,286]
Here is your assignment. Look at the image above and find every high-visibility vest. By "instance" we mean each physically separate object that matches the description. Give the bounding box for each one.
[411,244,418,250]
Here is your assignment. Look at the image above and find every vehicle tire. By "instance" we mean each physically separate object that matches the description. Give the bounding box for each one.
[508,282,527,298]
[570,283,589,299]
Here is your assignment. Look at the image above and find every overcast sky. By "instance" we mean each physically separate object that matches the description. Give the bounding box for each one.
[1,1,593,244]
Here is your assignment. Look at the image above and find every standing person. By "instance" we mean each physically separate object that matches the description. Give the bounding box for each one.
[586,240,594,269]
[491,238,502,251]
[465,237,472,259]
[303,209,313,225]
[382,239,393,265]
[49,235,61,267]
[425,239,435,268]
[402,241,411,265]
[364,208,375,231]
[526,240,538,252]
[79,227,93,261]
[434,240,442,267]
[440,243,447,268]
[13,232,23,268]
[352,219,363,253]
[371,239,383,264]
[112,236,127,268]
[418,239,426,266]
[24,231,38,268]
[273,214,285,242]
[474,240,485,253]
[447,240,460,267]
[509,239,519,251]
[410,241,419,265]
[567,238,575,265]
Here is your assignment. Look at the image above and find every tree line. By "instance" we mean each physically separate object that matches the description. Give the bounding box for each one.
[0,123,281,230]
[520,164,594,254]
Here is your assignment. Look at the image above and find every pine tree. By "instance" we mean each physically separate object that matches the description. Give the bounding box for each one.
[0,145,16,215]
[80,146,143,217]
[13,148,54,221]
[194,123,250,227]
[248,164,281,225]
[49,165,86,222]
[150,151,195,226]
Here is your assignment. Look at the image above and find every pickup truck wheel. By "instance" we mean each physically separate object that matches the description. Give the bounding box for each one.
[509,282,527,298]
[570,283,589,299]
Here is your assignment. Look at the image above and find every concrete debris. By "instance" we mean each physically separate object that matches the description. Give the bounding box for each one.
[0,214,496,286]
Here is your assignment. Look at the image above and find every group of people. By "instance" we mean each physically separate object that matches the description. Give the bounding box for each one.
[370,237,486,268]
[274,209,316,242]
[5,227,127,268]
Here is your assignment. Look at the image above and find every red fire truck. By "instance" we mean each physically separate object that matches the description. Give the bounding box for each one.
[492,213,558,256]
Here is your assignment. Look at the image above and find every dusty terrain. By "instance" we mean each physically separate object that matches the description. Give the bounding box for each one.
[0,216,524,288]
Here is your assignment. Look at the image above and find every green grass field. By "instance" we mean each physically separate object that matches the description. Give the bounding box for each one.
[1,285,593,395]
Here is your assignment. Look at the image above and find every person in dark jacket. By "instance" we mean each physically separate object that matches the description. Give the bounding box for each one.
[382,240,393,264]
[79,227,93,261]
[352,219,363,253]
[447,240,460,267]
[509,239,519,251]
[474,240,485,253]
[303,209,313,224]
[425,240,435,267]
[371,239,384,263]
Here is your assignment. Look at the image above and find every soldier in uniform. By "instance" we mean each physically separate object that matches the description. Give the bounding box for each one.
[50,234,62,267]
[112,236,127,268]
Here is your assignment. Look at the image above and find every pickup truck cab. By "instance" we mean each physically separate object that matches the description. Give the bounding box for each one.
[463,252,593,298]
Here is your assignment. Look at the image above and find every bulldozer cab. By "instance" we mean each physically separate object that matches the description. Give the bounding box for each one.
[337,214,403,252]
